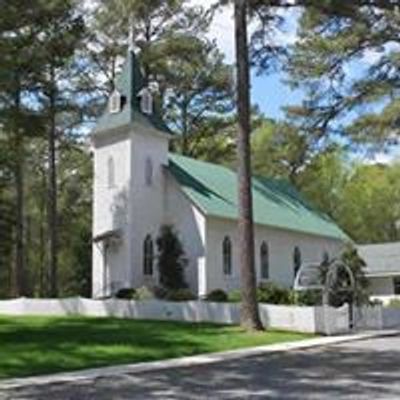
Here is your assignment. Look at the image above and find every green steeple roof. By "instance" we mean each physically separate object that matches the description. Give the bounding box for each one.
[168,153,350,241]
[93,51,170,135]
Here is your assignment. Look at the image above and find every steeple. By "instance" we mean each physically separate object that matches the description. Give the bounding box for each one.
[92,50,170,136]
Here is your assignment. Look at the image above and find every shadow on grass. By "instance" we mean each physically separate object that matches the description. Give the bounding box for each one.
[0,316,310,379]
[3,338,400,399]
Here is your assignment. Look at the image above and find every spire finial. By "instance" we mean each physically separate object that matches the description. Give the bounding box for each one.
[128,14,134,52]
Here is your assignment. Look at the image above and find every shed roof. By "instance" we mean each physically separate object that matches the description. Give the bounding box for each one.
[358,242,400,277]
[168,153,349,241]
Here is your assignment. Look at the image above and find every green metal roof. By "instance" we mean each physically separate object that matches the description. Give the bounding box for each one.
[168,153,349,241]
[93,51,170,135]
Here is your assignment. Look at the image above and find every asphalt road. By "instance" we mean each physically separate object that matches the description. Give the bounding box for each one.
[1,334,400,400]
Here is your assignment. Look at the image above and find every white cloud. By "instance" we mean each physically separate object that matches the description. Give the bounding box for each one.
[360,148,400,165]
[190,0,235,62]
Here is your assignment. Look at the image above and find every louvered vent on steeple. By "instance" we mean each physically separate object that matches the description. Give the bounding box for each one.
[109,89,122,114]
[138,87,153,115]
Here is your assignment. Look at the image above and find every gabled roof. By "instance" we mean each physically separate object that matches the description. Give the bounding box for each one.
[168,153,349,241]
[93,51,170,135]
[358,242,400,277]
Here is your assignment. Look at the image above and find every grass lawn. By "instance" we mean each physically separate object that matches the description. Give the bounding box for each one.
[0,316,314,379]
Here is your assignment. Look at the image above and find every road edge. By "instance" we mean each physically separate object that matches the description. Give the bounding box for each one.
[1,329,398,390]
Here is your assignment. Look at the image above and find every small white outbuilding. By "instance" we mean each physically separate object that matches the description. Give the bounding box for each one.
[91,50,349,298]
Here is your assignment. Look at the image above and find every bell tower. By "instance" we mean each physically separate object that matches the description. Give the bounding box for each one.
[91,50,172,298]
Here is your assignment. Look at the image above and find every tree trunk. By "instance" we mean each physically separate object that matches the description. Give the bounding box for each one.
[47,67,58,297]
[14,87,26,298]
[234,0,263,331]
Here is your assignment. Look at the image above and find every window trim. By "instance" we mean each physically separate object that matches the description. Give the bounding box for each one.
[143,235,154,276]
[223,236,232,276]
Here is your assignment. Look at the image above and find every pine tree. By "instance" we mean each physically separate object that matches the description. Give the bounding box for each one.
[156,225,188,291]
[234,0,263,331]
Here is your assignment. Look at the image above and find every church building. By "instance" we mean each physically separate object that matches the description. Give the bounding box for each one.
[91,50,349,298]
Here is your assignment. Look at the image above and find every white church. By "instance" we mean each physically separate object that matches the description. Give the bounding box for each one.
[91,50,349,298]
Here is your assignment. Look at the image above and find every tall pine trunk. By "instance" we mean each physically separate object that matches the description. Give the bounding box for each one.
[47,66,58,297]
[234,0,263,331]
[13,86,26,297]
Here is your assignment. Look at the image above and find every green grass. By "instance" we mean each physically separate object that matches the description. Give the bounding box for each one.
[0,316,313,379]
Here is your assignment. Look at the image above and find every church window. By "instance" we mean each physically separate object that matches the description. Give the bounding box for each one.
[394,277,400,295]
[107,156,115,188]
[293,246,302,278]
[143,235,153,276]
[145,157,153,186]
[223,236,232,275]
[260,241,269,280]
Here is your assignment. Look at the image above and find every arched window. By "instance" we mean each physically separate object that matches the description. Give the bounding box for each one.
[260,241,269,280]
[143,235,153,276]
[293,246,302,278]
[145,157,153,186]
[223,236,232,275]
[107,156,115,188]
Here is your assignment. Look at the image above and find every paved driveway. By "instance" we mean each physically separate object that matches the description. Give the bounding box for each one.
[1,334,400,400]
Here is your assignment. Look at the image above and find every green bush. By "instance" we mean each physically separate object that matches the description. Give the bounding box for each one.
[164,288,196,302]
[205,289,228,302]
[227,289,242,303]
[257,282,294,305]
[226,285,324,306]
[115,288,137,300]
[388,299,400,308]
[135,286,155,300]
[295,290,322,306]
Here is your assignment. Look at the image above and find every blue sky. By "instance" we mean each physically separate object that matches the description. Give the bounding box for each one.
[202,1,299,120]
[200,1,400,164]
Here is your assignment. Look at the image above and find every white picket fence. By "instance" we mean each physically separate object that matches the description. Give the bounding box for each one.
[0,297,355,335]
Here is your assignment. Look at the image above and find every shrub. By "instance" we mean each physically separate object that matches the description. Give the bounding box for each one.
[164,288,196,302]
[388,299,400,308]
[156,225,188,290]
[135,286,155,300]
[295,290,322,306]
[115,288,137,300]
[257,282,294,305]
[228,289,242,303]
[153,285,168,300]
[205,289,228,302]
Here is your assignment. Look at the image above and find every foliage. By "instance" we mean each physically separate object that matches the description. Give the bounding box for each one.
[326,246,370,308]
[295,290,322,306]
[388,299,400,309]
[135,286,156,301]
[252,119,336,186]
[257,282,295,305]
[285,1,400,148]
[115,288,137,300]
[228,289,242,303]
[156,225,188,291]
[205,289,228,302]
[164,288,196,302]
[0,316,313,379]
